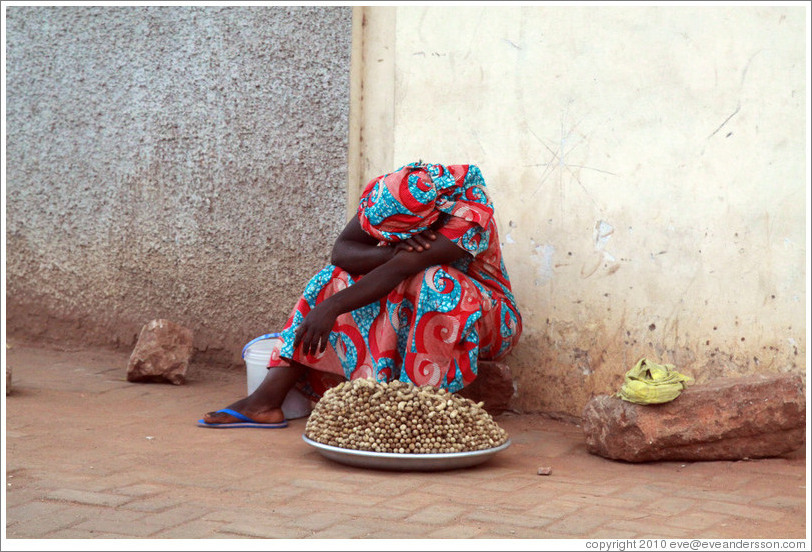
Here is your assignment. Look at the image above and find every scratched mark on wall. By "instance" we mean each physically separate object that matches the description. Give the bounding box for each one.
[526,104,618,201]
[706,50,762,140]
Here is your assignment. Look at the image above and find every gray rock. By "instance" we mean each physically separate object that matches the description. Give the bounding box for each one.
[127,319,193,385]
[582,374,806,462]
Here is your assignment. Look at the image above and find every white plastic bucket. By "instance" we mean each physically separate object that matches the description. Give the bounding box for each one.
[242,333,313,420]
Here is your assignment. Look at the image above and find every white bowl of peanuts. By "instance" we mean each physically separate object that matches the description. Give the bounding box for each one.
[303,378,511,471]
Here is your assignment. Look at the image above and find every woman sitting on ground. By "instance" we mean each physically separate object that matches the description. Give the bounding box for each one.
[200,161,522,428]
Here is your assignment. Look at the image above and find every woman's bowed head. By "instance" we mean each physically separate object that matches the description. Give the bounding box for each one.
[200,162,521,429]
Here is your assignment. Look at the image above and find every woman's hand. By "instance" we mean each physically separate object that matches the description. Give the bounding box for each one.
[394,229,437,254]
[294,300,340,357]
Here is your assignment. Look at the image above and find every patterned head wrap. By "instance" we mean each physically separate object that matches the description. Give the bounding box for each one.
[357,162,494,243]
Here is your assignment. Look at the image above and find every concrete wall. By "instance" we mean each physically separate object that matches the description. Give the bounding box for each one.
[5,6,353,364]
[353,6,808,417]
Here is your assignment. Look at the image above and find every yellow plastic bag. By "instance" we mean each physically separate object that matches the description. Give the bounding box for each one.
[617,358,693,405]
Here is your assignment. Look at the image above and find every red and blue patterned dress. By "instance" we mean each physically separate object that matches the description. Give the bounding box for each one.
[267,162,522,399]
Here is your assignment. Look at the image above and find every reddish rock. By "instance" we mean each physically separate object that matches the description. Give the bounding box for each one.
[127,319,193,385]
[582,374,806,462]
[6,364,11,395]
[458,360,515,415]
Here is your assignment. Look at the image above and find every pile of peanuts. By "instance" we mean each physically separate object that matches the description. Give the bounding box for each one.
[304,378,509,454]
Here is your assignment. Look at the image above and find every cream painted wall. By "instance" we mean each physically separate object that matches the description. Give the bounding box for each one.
[352,5,808,417]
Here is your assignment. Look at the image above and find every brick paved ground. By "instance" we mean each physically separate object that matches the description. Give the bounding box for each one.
[3,341,809,544]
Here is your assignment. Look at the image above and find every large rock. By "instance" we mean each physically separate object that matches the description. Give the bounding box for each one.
[6,363,11,395]
[582,374,805,462]
[127,319,193,385]
[458,360,515,415]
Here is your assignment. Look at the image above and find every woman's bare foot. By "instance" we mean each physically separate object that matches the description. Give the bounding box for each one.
[202,397,286,425]
[200,361,307,426]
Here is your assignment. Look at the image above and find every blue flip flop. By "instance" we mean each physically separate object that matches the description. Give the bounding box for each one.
[197,408,288,429]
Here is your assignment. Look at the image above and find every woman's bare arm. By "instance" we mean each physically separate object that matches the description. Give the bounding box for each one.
[295,232,469,356]
[330,214,442,275]
[329,215,395,274]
